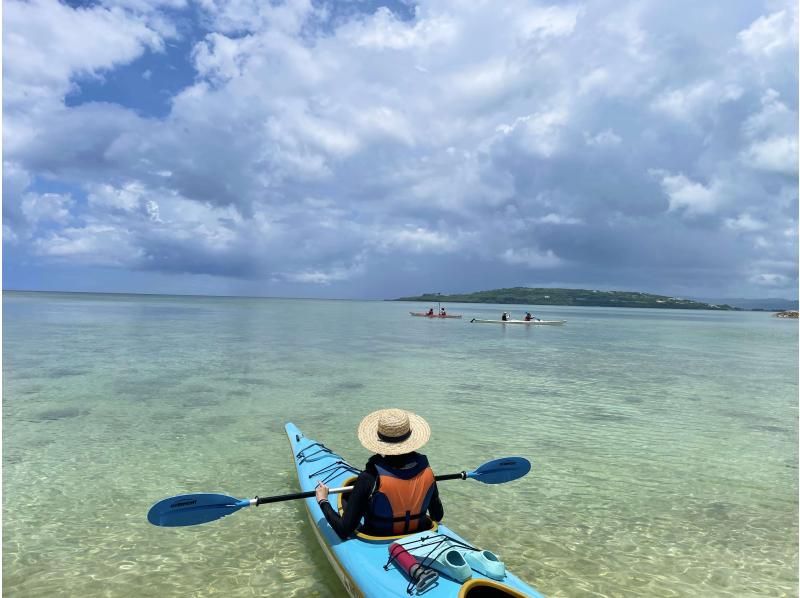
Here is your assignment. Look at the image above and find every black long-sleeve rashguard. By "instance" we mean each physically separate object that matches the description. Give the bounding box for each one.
[318,453,444,540]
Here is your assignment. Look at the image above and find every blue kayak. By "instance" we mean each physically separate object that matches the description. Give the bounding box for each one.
[285,422,544,597]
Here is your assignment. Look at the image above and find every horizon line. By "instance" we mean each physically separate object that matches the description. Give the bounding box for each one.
[3,287,796,303]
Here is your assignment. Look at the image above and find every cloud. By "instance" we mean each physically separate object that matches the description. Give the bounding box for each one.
[740,90,798,175]
[584,129,621,147]
[341,7,458,50]
[21,193,74,225]
[737,9,797,58]
[4,0,167,113]
[501,247,563,268]
[376,226,458,253]
[34,224,143,266]
[742,135,798,174]
[282,260,366,285]
[3,0,798,299]
[724,213,768,232]
[652,171,723,216]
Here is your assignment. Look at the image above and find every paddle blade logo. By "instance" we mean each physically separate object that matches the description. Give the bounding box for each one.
[147,493,245,527]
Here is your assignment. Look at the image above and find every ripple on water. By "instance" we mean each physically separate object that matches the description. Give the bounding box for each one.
[30,407,89,422]
[579,407,632,423]
[48,367,88,378]
[748,424,790,434]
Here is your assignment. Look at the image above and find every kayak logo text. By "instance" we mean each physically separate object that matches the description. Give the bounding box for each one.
[171,499,197,509]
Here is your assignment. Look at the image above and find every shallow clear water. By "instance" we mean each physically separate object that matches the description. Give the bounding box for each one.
[3,291,797,597]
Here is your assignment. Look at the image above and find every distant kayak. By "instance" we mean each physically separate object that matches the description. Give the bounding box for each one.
[471,319,566,325]
[410,312,463,319]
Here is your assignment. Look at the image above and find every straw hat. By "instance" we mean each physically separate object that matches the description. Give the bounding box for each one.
[357,408,431,455]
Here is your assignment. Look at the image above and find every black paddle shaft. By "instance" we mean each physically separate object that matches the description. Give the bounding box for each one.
[254,471,467,505]
[256,490,316,505]
[434,472,467,482]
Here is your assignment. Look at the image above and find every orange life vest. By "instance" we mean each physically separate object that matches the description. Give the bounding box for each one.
[364,455,436,535]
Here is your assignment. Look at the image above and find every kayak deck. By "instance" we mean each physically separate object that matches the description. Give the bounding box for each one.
[470,319,566,325]
[285,423,543,598]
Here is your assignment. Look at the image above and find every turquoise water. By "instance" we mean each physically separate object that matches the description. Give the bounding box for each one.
[3,291,798,597]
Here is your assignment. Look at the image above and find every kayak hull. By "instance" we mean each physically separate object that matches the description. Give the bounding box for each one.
[410,312,463,319]
[470,319,566,325]
[285,423,543,598]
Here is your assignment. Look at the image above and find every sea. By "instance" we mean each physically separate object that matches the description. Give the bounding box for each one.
[3,291,798,597]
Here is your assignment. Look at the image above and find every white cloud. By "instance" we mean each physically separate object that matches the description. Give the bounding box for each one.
[4,0,165,112]
[341,7,457,50]
[724,213,768,232]
[578,68,609,96]
[738,9,797,58]
[743,89,795,138]
[197,0,315,36]
[654,172,722,216]
[496,109,569,157]
[88,182,147,212]
[742,136,798,175]
[501,247,563,268]
[740,90,798,175]
[21,193,74,225]
[585,129,621,147]
[514,4,582,40]
[376,226,459,253]
[651,81,742,122]
[282,260,365,285]
[33,225,143,265]
[536,213,583,225]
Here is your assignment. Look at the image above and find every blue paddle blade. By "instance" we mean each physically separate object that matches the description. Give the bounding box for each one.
[147,493,250,527]
[466,457,531,484]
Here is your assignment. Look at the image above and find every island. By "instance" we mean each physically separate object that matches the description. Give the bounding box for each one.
[394,287,738,310]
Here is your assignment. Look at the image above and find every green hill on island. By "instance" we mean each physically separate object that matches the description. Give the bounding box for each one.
[395,287,738,310]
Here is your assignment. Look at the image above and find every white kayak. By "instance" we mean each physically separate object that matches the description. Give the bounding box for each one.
[470,319,566,325]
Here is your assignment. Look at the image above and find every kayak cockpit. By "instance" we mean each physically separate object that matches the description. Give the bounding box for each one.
[458,579,533,597]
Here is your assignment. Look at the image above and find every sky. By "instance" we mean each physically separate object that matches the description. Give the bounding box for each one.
[3,0,798,300]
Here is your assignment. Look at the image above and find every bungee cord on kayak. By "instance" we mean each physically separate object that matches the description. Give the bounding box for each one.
[308,460,361,485]
[296,442,334,464]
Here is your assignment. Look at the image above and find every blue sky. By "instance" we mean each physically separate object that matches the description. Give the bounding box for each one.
[4,0,798,299]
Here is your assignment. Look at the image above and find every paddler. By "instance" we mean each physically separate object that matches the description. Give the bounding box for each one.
[501,312,509,321]
[315,408,443,540]
[426,308,434,316]
[524,312,533,321]
[440,307,447,316]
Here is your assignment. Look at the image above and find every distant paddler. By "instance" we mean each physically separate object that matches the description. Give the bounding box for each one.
[426,308,435,317]
[501,312,509,321]
[524,312,539,322]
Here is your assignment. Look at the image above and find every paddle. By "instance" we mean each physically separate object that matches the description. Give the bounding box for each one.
[147,456,531,527]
